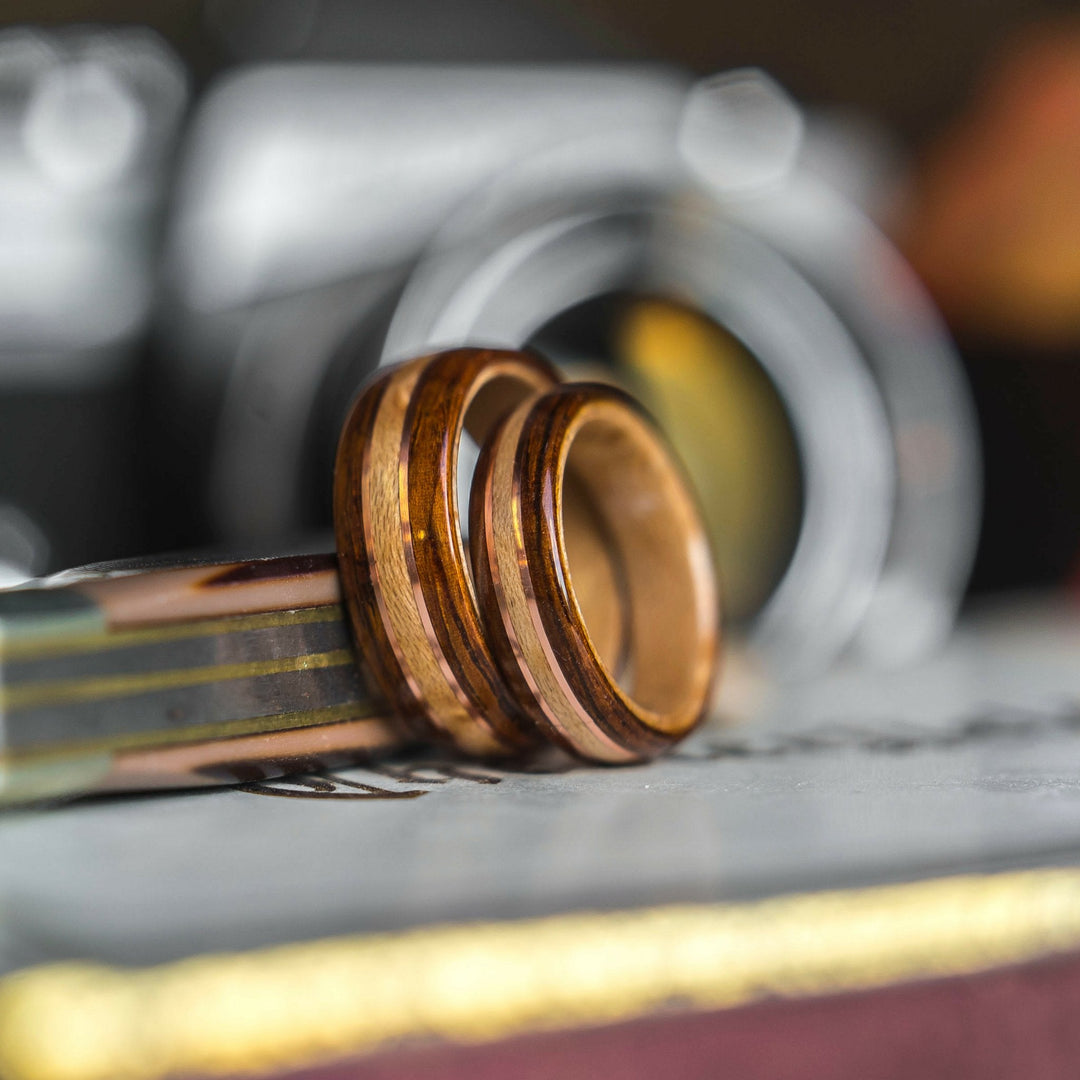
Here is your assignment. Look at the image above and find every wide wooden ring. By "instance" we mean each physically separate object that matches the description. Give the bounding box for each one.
[470,383,720,762]
[334,347,560,755]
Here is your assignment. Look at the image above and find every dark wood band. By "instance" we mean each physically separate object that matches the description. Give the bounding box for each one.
[333,361,431,742]
[471,383,720,762]
[334,349,560,755]
[404,348,560,752]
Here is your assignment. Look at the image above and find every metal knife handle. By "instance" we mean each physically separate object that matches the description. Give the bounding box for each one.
[0,554,399,803]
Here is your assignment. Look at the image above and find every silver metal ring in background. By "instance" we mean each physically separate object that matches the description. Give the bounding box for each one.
[165,66,979,679]
[382,94,979,677]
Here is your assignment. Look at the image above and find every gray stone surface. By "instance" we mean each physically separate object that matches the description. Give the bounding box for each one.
[4,596,1080,974]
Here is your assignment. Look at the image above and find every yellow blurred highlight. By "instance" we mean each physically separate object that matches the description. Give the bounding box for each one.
[618,299,801,620]
[4,869,1080,1080]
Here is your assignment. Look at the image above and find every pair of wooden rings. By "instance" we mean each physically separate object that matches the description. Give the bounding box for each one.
[333,348,719,763]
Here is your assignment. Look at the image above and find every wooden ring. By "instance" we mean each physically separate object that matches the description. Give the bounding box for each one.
[470,383,720,762]
[334,347,560,755]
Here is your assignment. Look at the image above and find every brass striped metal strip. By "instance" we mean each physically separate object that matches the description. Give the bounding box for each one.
[0,605,346,663]
[1,650,355,712]
[1,702,380,764]
[2,868,1080,1080]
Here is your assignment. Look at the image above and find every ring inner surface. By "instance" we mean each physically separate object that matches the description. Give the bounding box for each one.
[464,371,628,676]
[459,367,551,564]
[560,400,713,723]
[464,370,547,445]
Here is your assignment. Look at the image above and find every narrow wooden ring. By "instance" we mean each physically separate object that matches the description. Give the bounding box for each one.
[471,383,720,762]
[334,348,560,755]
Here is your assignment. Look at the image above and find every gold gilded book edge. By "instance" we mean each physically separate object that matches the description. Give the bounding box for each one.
[2,868,1080,1080]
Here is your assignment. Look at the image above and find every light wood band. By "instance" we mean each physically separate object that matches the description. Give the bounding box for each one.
[471,383,720,762]
[334,348,559,755]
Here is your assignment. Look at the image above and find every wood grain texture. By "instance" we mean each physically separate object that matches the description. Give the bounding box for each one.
[333,360,430,745]
[334,349,559,756]
[471,383,720,762]
[404,350,559,753]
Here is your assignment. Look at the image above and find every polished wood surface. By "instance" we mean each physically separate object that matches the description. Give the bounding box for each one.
[332,348,707,764]
[334,348,559,756]
[471,383,720,762]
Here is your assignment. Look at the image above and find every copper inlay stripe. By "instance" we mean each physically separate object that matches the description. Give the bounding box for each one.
[1,605,346,663]
[1,649,355,712]
[2,869,1080,1080]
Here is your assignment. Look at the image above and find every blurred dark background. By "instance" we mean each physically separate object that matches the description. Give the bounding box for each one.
[2,0,1080,669]
[7,0,1076,140]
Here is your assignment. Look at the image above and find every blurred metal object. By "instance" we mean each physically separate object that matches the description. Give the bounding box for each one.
[0,502,48,589]
[163,65,979,677]
[0,27,187,569]
[0,26,185,375]
[678,70,804,193]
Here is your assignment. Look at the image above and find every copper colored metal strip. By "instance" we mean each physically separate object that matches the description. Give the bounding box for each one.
[106,716,402,790]
[72,554,341,629]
